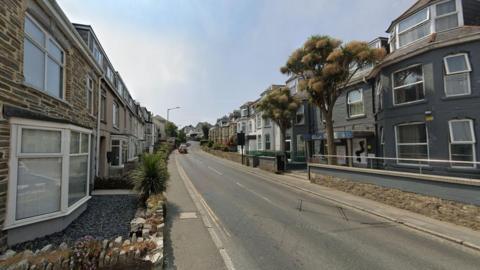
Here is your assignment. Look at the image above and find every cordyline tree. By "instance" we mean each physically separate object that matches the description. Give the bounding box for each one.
[256,87,300,169]
[280,35,386,164]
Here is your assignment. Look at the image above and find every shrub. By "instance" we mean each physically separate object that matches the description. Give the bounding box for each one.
[130,152,169,203]
[200,140,209,146]
[207,141,214,148]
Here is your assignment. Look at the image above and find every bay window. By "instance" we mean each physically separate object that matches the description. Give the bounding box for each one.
[256,114,262,129]
[449,119,476,167]
[444,53,471,97]
[347,89,364,117]
[7,119,90,228]
[24,15,64,99]
[395,123,429,165]
[393,65,425,105]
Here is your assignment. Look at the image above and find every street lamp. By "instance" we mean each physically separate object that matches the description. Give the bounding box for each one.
[167,106,180,123]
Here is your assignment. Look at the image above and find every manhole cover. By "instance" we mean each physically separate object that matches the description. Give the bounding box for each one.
[179,212,198,219]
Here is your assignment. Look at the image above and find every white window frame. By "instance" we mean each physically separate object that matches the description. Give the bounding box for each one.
[23,14,66,100]
[264,117,271,128]
[6,118,91,229]
[434,0,461,32]
[86,76,94,114]
[394,122,430,166]
[106,66,114,82]
[110,137,127,168]
[448,119,476,168]
[347,89,365,117]
[396,7,431,49]
[392,64,425,106]
[443,53,471,97]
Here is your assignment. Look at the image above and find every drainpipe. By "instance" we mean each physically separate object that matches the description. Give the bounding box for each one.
[96,74,105,177]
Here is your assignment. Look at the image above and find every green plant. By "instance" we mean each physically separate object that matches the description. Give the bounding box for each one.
[207,141,214,148]
[130,152,169,203]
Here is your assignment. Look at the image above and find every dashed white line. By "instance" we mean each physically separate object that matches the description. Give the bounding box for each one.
[208,166,224,176]
[236,182,273,204]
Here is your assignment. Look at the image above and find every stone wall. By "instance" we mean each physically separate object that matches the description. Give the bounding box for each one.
[203,148,242,164]
[258,156,278,173]
[0,0,100,251]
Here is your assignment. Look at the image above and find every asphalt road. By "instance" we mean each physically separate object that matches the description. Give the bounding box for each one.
[175,143,480,270]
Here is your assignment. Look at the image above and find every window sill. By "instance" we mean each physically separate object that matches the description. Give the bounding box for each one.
[3,196,91,230]
[392,99,428,108]
[110,165,125,169]
[346,114,367,121]
[441,94,479,101]
[22,82,71,107]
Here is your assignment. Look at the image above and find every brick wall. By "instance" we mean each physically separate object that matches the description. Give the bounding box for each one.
[0,0,99,251]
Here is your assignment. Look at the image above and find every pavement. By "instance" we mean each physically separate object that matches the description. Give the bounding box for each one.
[164,153,227,270]
[166,142,480,270]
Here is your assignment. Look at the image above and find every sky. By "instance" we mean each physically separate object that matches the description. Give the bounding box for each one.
[57,0,416,127]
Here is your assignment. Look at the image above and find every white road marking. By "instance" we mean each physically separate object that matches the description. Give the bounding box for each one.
[208,166,224,175]
[236,182,273,204]
[175,155,236,270]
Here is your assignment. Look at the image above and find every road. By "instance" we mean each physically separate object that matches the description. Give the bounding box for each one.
[173,142,480,270]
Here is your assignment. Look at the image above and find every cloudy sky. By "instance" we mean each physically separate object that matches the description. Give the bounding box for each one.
[57,0,415,127]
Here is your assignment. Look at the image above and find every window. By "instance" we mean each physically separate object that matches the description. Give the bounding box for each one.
[241,122,246,133]
[347,89,364,117]
[435,0,458,32]
[86,76,94,114]
[393,65,424,105]
[69,132,89,206]
[23,15,64,99]
[398,8,431,47]
[117,81,123,96]
[444,54,471,97]
[113,102,119,128]
[296,104,305,125]
[265,134,271,150]
[106,66,114,82]
[241,109,248,117]
[395,123,429,164]
[92,42,103,65]
[8,120,90,227]
[264,118,271,127]
[376,80,383,111]
[257,135,262,150]
[449,119,476,167]
[256,114,262,129]
[111,139,121,166]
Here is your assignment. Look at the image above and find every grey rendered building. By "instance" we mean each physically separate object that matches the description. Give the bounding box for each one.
[373,0,480,177]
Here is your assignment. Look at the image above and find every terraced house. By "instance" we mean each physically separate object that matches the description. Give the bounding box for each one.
[373,0,480,177]
[0,0,154,250]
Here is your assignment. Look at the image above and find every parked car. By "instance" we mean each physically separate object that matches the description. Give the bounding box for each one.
[179,144,188,154]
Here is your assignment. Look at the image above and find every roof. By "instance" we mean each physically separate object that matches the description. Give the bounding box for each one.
[386,0,435,32]
[371,26,480,76]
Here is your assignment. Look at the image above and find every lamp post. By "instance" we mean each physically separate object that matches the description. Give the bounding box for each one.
[167,106,180,123]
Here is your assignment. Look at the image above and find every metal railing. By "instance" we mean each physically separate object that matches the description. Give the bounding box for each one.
[308,154,480,179]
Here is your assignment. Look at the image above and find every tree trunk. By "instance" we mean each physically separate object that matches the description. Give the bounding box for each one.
[279,128,287,171]
[324,114,337,165]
